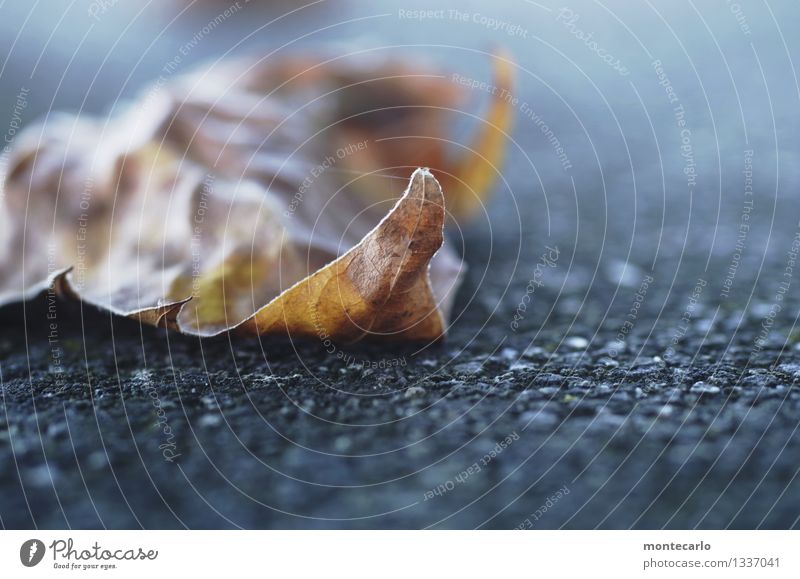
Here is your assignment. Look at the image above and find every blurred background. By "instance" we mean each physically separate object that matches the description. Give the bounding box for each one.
[1,0,800,529]
[2,0,798,323]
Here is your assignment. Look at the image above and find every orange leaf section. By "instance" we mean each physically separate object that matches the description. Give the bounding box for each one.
[232,168,446,343]
[441,51,515,221]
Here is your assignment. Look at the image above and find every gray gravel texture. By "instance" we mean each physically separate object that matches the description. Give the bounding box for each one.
[2,233,800,529]
[1,0,800,529]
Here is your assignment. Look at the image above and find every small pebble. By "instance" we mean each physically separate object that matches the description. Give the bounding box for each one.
[500,348,519,360]
[87,452,108,470]
[520,410,560,428]
[564,336,589,349]
[690,382,720,395]
[599,357,619,368]
[334,436,352,452]
[26,464,56,487]
[509,361,534,371]
[198,414,222,428]
[658,404,675,417]
[453,361,483,375]
[521,346,546,359]
[405,386,426,398]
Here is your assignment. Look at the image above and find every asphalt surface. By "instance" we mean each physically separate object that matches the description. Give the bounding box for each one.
[2,223,800,529]
[2,0,800,529]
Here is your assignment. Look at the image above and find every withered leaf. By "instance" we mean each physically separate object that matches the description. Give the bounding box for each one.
[0,53,512,343]
[233,168,445,342]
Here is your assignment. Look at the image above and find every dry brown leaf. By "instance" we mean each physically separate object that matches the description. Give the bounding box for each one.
[232,168,445,342]
[0,52,513,343]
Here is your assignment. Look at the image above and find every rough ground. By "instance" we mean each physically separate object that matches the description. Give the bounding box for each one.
[1,0,799,530]
[2,227,800,528]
